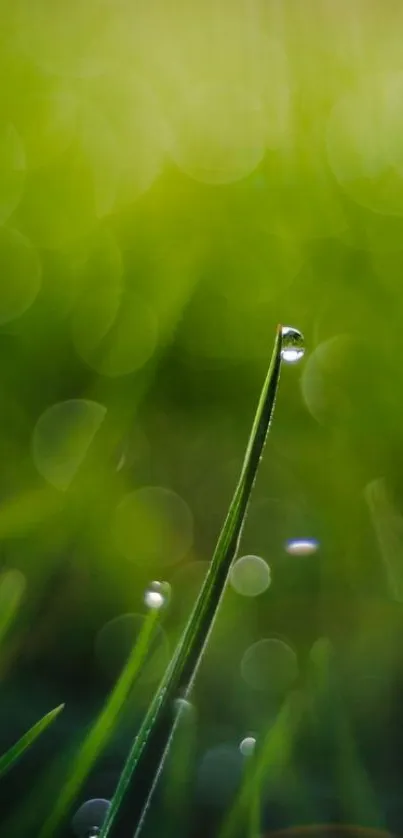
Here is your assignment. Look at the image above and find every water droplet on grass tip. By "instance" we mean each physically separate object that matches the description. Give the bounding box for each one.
[281,326,305,363]
[240,736,256,756]
[144,580,170,610]
[72,799,110,838]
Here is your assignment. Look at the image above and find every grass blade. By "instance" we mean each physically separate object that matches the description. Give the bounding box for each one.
[0,568,26,650]
[38,608,160,838]
[0,703,64,780]
[220,691,304,838]
[101,324,284,838]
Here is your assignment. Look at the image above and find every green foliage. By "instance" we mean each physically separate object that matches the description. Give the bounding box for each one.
[0,704,64,780]
[101,326,283,837]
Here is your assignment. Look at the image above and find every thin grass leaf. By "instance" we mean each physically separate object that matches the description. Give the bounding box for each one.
[0,568,26,649]
[220,691,304,838]
[0,703,64,780]
[309,639,381,828]
[39,608,160,838]
[101,324,284,838]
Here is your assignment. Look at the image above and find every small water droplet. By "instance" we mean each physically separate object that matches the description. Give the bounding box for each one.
[144,580,170,610]
[281,326,305,363]
[240,736,256,756]
[72,799,110,838]
[174,697,194,719]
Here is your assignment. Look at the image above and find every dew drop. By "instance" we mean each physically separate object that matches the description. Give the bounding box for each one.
[281,326,305,363]
[240,736,256,757]
[71,799,110,838]
[144,580,170,610]
[174,697,194,718]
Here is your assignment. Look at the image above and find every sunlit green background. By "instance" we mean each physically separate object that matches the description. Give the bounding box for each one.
[1,0,403,836]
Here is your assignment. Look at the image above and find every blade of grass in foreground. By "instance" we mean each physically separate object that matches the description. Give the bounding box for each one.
[39,607,161,838]
[101,324,286,838]
[0,703,64,779]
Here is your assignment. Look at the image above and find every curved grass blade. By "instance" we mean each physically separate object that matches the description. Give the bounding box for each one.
[0,703,64,780]
[101,325,284,838]
[38,608,160,838]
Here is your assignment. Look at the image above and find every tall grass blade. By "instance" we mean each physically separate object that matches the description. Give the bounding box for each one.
[0,703,64,780]
[39,608,160,838]
[220,691,304,838]
[101,325,284,838]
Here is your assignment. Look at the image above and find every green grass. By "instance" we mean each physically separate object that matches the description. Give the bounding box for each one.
[39,608,161,838]
[0,703,64,780]
[99,324,284,837]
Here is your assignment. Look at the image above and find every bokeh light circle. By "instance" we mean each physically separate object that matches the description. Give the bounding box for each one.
[32,399,107,490]
[0,226,41,324]
[240,638,298,693]
[114,487,193,566]
[230,555,271,597]
[171,83,267,184]
[0,123,25,223]
[300,335,358,426]
[285,539,319,557]
[72,289,158,377]
[196,745,244,806]
[327,72,403,216]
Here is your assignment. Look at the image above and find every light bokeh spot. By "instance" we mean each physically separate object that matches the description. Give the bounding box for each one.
[0,226,41,324]
[72,288,157,377]
[114,487,193,567]
[300,335,358,426]
[327,73,403,215]
[240,638,298,693]
[171,83,267,184]
[230,555,271,597]
[13,85,77,169]
[0,123,25,223]
[285,539,319,557]
[32,399,107,490]
[78,76,166,216]
[196,745,244,806]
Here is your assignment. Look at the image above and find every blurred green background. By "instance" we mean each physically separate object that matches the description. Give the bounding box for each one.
[1,0,403,835]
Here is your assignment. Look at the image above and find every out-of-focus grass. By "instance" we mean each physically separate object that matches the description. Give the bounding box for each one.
[0,0,403,835]
[39,608,160,838]
[99,327,283,837]
[0,703,64,779]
